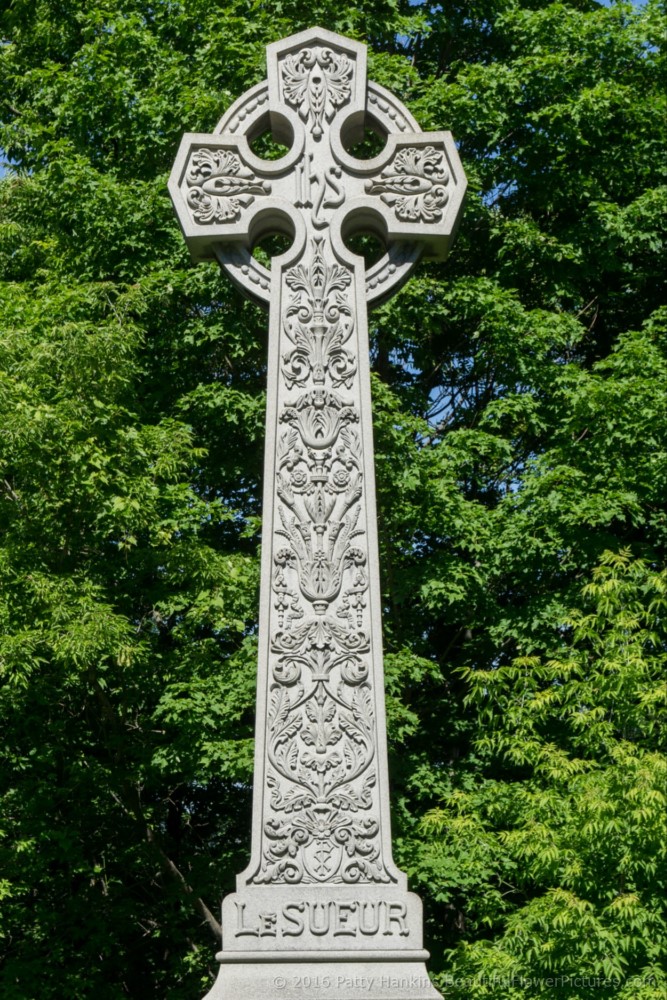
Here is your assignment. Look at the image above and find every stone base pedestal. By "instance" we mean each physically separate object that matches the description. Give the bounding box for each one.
[202,957,442,1000]
[203,887,442,1000]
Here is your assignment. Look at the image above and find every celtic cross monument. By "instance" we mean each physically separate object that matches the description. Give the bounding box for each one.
[169,27,466,1000]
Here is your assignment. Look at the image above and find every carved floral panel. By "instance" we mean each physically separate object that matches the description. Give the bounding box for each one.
[366,145,450,223]
[186,148,270,223]
[251,237,391,885]
[280,46,354,140]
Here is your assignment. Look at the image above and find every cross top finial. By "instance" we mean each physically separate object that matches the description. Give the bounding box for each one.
[169,27,466,307]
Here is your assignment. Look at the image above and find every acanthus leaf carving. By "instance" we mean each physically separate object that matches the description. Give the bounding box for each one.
[283,239,356,389]
[252,234,393,886]
[366,145,450,223]
[281,47,354,140]
[257,622,389,884]
[185,147,270,223]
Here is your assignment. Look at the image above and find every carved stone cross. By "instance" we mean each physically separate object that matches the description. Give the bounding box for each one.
[169,27,465,1000]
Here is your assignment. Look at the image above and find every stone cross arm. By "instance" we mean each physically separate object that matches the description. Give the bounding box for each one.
[169,28,466,305]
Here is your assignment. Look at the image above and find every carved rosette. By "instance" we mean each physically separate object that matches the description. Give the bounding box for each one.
[366,145,450,223]
[280,46,354,139]
[185,147,270,223]
[252,236,390,886]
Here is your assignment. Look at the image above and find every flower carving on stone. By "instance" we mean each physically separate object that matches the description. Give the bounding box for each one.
[252,617,389,885]
[253,228,396,885]
[255,341,388,884]
[290,468,309,489]
[366,145,450,223]
[185,147,270,224]
[281,389,357,450]
[283,238,356,389]
[281,47,353,140]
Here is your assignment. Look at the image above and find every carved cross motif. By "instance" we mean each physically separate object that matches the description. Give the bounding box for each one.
[169,26,466,1000]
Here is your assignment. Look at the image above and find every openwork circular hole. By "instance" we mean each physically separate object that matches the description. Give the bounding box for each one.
[249,129,290,161]
[343,124,387,161]
[252,232,293,266]
[343,232,386,268]
[247,111,293,161]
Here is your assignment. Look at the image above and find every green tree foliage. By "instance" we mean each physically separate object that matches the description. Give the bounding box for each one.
[1,1,665,997]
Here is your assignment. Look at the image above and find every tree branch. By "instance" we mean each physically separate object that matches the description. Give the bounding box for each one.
[93,677,222,943]
[144,825,222,944]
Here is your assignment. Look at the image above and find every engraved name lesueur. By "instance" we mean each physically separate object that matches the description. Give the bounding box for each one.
[234,900,410,939]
